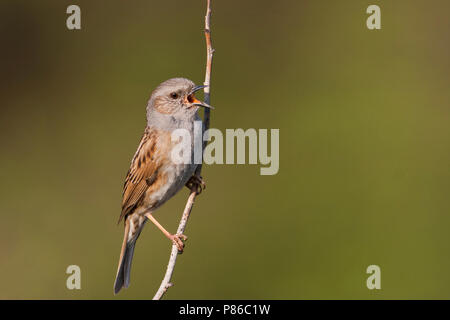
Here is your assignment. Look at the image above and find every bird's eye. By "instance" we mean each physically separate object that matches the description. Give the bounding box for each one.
[170,92,179,99]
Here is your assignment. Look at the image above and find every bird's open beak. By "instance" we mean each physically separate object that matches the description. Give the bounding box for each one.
[188,85,214,109]
[193,100,214,109]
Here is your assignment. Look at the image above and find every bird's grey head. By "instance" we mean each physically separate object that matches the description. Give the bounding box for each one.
[146,78,212,126]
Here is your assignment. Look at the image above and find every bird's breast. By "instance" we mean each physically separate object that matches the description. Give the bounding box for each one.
[143,126,198,211]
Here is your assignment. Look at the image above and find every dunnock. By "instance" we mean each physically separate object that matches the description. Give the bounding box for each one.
[114,78,212,294]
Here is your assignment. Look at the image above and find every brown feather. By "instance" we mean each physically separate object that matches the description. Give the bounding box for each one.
[118,127,163,223]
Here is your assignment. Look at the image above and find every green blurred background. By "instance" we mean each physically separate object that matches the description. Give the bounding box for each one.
[0,0,449,299]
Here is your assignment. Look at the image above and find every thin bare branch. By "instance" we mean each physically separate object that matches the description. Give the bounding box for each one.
[153,0,214,300]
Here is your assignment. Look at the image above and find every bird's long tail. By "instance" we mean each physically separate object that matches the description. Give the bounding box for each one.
[114,216,145,294]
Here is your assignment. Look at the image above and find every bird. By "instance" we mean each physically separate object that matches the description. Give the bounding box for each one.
[114,78,212,295]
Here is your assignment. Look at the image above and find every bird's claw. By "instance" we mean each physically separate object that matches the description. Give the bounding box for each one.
[186,175,206,194]
[171,233,188,253]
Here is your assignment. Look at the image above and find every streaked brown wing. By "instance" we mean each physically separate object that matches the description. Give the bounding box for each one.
[118,128,161,223]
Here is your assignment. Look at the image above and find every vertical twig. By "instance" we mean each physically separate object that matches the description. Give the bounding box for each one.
[153,0,214,300]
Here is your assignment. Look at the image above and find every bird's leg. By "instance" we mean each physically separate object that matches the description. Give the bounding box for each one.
[144,212,187,253]
[185,175,206,194]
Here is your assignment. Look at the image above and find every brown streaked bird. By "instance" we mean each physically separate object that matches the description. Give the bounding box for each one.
[114,78,212,294]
